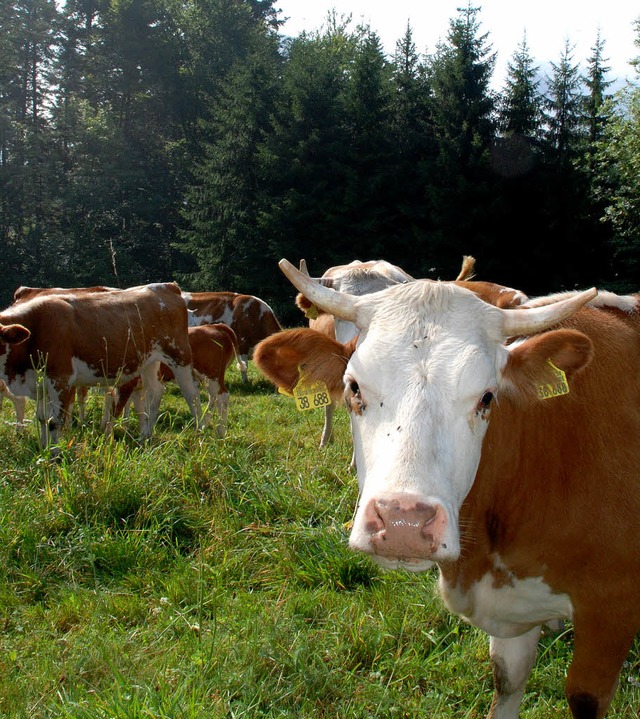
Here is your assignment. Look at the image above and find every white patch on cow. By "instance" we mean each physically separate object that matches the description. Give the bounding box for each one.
[70,357,109,385]
[2,368,37,399]
[218,306,234,325]
[439,557,573,638]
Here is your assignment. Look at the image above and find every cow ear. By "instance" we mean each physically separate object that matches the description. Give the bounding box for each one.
[0,323,30,345]
[503,329,593,401]
[254,328,352,400]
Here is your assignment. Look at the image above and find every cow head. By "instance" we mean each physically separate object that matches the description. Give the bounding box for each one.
[278,259,597,572]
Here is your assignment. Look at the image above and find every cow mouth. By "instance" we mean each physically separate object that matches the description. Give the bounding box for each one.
[369,555,435,573]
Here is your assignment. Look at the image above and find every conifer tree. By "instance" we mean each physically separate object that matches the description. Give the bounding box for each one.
[499,33,542,139]
[424,3,498,276]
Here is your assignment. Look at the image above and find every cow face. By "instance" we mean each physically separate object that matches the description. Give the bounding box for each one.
[278,260,597,572]
[340,282,511,571]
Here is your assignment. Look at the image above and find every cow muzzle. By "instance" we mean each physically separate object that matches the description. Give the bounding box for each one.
[349,493,453,569]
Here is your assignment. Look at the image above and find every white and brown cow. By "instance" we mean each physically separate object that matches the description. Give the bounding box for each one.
[105,323,244,438]
[0,282,202,449]
[9,285,119,426]
[254,258,640,719]
[182,291,282,382]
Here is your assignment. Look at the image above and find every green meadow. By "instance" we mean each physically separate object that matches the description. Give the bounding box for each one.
[0,364,638,718]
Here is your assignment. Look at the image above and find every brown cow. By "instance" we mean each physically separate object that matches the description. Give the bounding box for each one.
[254,258,640,719]
[182,291,282,382]
[10,285,118,427]
[106,323,243,438]
[0,282,202,450]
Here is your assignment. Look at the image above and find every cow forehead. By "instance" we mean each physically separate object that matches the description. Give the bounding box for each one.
[349,282,506,390]
[354,281,506,350]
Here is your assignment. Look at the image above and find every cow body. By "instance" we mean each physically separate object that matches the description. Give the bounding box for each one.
[0,282,202,448]
[254,258,639,719]
[182,291,281,382]
[107,323,242,438]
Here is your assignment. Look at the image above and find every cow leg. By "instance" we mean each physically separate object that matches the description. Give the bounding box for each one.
[487,626,541,719]
[170,365,202,430]
[319,401,335,447]
[1,390,27,427]
[101,387,116,436]
[565,616,635,719]
[36,383,70,451]
[238,354,249,383]
[12,395,27,427]
[76,386,88,424]
[138,363,165,440]
[205,378,228,438]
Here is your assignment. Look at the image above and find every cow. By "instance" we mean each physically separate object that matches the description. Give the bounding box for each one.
[182,291,282,383]
[11,285,119,427]
[0,282,202,450]
[105,323,244,438]
[254,258,640,719]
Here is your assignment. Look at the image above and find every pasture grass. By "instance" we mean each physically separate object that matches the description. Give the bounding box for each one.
[0,363,638,718]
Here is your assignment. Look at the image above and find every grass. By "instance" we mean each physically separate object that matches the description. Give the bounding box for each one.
[0,363,638,718]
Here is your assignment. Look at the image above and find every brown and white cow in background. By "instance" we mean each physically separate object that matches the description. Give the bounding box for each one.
[105,323,244,438]
[6,285,120,427]
[182,291,282,382]
[0,282,202,450]
[254,258,640,719]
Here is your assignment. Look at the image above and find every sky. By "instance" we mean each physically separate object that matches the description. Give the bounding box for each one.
[274,1,639,90]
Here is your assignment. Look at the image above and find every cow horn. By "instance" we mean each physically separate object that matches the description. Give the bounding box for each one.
[501,287,597,338]
[299,259,310,276]
[456,255,476,281]
[279,259,359,322]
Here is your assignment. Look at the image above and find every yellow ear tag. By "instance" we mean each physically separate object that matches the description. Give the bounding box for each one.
[537,360,570,400]
[304,304,319,320]
[292,371,331,411]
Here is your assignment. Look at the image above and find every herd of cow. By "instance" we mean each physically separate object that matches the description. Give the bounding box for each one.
[0,283,282,446]
[2,257,639,719]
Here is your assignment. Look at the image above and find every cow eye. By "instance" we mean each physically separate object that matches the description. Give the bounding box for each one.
[476,391,494,416]
[344,376,366,415]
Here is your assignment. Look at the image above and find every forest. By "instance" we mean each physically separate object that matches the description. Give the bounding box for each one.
[2,0,640,324]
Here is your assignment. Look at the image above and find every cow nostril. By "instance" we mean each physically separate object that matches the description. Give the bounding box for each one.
[415,502,438,524]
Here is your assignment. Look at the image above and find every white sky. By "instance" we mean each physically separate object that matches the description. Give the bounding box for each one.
[274,1,639,89]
